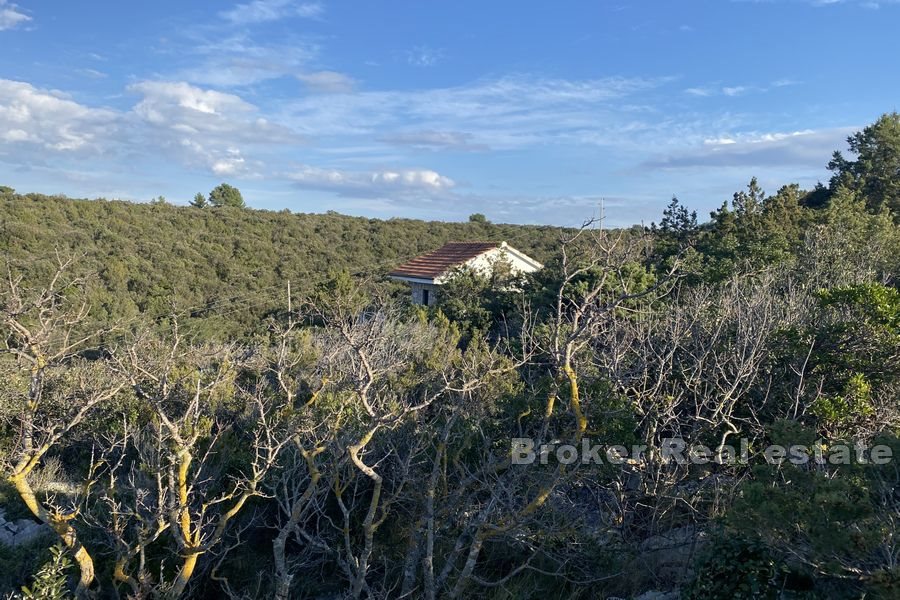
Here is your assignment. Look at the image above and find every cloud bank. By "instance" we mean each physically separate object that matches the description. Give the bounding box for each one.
[0,0,28,31]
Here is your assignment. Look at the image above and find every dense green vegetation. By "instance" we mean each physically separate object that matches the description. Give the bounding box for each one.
[0,187,564,338]
[1,113,899,599]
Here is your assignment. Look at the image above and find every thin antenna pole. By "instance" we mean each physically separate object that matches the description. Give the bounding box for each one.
[599,197,605,232]
[287,279,292,327]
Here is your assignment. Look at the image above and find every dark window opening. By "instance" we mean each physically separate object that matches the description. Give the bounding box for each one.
[422,289,430,305]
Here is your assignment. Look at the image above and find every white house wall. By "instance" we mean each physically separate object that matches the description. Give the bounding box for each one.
[435,247,540,284]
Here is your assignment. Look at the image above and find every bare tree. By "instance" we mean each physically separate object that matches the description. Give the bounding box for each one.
[1,256,124,596]
[102,324,292,598]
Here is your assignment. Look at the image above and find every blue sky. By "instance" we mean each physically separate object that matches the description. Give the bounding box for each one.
[1,0,898,226]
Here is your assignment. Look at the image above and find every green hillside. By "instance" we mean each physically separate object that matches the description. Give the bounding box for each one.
[0,189,566,336]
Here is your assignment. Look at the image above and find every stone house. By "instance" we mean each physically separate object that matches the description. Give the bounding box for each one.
[388,241,543,306]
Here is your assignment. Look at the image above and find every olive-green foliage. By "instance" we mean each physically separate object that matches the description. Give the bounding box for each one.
[19,545,73,600]
[684,535,790,600]
[697,429,900,598]
[434,263,528,341]
[696,178,811,280]
[809,372,875,435]
[731,464,875,563]
[0,190,564,339]
[190,192,207,208]
[829,111,900,217]
[819,282,900,332]
[207,183,245,208]
[0,537,55,595]
[812,283,900,418]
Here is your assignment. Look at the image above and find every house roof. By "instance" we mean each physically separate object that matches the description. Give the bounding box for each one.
[388,241,501,280]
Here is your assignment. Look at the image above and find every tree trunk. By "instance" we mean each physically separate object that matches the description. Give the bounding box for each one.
[9,473,96,597]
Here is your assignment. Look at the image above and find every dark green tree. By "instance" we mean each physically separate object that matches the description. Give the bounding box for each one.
[828,112,900,216]
[697,177,805,278]
[758,183,806,262]
[654,196,698,242]
[190,192,207,208]
[697,196,741,281]
[650,196,700,275]
[732,176,765,218]
[468,213,489,224]
[208,183,245,208]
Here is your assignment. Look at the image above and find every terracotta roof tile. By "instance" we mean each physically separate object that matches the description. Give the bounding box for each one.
[389,241,500,280]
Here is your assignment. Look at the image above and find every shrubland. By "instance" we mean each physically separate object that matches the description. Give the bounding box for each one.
[1,113,899,599]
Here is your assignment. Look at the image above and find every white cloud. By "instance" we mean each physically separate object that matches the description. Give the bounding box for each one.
[288,165,455,197]
[280,75,666,148]
[78,68,108,79]
[178,34,319,86]
[685,79,799,98]
[128,80,299,175]
[643,127,855,170]
[379,130,488,151]
[130,81,256,118]
[737,0,894,6]
[0,0,29,31]
[211,150,247,176]
[406,45,443,67]
[220,0,322,24]
[0,79,119,154]
[297,71,356,94]
[0,78,300,179]
[771,78,800,87]
[722,86,748,96]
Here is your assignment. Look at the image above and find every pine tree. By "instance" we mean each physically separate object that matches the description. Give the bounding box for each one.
[208,183,245,208]
[190,192,207,208]
[828,112,900,217]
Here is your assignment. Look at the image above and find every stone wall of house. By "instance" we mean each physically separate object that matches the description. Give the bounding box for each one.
[409,281,439,306]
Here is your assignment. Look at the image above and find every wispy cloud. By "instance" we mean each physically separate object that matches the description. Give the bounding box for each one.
[78,68,108,79]
[219,0,323,25]
[0,69,848,224]
[737,0,892,6]
[287,165,455,197]
[280,74,668,148]
[379,130,489,152]
[284,167,640,225]
[176,33,319,86]
[771,78,800,87]
[642,127,854,170]
[406,45,444,67]
[0,77,302,178]
[684,79,799,97]
[297,71,356,94]
[128,80,300,175]
[722,86,748,96]
[0,0,29,31]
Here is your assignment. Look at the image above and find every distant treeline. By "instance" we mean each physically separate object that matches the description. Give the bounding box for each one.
[0,188,567,337]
